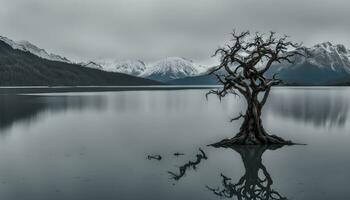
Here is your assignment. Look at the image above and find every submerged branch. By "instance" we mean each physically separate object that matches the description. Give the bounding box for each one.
[167,148,208,181]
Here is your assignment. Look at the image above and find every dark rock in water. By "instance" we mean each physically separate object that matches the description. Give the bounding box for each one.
[173,152,185,157]
[147,154,162,161]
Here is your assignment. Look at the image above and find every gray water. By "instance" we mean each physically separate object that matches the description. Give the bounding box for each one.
[0,87,349,200]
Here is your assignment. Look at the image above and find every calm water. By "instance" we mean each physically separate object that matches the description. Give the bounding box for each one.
[0,87,349,200]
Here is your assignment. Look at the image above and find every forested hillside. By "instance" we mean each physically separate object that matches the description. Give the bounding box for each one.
[0,41,160,86]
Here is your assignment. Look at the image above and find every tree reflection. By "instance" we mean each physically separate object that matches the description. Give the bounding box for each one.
[206,145,287,200]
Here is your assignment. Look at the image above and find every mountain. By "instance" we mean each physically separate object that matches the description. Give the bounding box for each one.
[167,74,217,85]
[266,42,350,85]
[0,36,70,63]
[82,60,146,76]
[0,40,161,86]
[171,42,350,86]
[81,61,104,70]
[6,33,350,86]
[141,57,206,82]
[85,57,207,82]
[113,60,146,76]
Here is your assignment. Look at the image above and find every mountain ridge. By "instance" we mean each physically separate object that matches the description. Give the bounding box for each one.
[0,36,71,63]
[2,34,350,86]
[140,57,206,82]
[265,41,350,85]
[0,40,161,86]
[171,42,350,85]
[82,57,207,82]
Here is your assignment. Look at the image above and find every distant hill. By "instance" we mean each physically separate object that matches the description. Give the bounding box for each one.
[169,69,350,86]
[0,40,161,86]
[167,74,217,85]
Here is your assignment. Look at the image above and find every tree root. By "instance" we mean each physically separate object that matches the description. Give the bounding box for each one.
[210,131,294,148]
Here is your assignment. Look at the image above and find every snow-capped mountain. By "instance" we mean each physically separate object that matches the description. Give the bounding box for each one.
[141,57,207,82]
[306,42,350,72]
[266,42,350,85]
[81,60,146,76]
[5,33,350,85]
[171,42,350,85]
[0,36,70,63]
[82,57,207,82]
[272,42,350,72]
[0,39,160,86]
[113,60,146,76]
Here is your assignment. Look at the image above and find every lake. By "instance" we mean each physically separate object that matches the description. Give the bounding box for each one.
[0,87,349,200]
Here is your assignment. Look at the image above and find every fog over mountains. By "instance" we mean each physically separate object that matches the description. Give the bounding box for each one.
[1,35,350,86]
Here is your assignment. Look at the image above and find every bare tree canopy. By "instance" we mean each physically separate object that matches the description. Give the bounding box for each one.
[208,30,303,146]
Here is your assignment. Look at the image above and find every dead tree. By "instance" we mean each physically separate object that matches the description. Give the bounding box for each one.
[208,30,303,146]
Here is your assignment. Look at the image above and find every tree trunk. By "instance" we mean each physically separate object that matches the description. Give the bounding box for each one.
[212,94,293,147]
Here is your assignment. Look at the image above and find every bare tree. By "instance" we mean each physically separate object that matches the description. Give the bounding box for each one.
[208,30,303,146]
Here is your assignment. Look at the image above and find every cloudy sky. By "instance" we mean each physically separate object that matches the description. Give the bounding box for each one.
[1,0,349,65]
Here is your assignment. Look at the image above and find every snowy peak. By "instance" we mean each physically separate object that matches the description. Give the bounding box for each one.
[297,42,350,73]
[0,36,22,50]
[98,60,146,76]
[82,57,207,82]
[266,42,350,85]
[81,59,147,76]
[113,60,146,76]
[313,41,348,54]
[0,36,70,63]
[141,57,206,82]
[81,61,104,70]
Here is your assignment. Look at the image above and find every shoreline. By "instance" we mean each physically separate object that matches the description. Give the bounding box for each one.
[0,85,219,94]
[0,85,348,94]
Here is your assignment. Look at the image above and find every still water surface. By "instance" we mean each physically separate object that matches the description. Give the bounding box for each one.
[0,87,349,200]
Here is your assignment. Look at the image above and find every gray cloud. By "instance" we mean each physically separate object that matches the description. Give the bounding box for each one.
[1,0,350,65]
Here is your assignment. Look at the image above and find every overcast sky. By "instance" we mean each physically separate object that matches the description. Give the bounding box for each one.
[1,0,350,65]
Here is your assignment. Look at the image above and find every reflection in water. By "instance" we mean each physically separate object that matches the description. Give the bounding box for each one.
[165,145,287,199]
[0,94,106,131]
[0,95,46,132]
[207,146,287,200]
[267,89,349,127]
[167,148,208,181]
[0,89,349,199]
